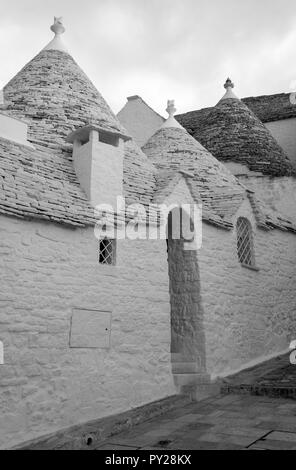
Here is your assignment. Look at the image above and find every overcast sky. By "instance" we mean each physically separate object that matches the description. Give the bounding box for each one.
[1,0,296,116]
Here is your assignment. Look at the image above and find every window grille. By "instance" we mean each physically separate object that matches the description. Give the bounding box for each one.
[236,217,255,267]
[99,239,115,265]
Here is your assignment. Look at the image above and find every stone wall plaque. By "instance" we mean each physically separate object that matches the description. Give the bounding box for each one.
[70,309,111,349]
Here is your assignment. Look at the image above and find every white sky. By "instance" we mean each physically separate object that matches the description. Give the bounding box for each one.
[1,0,296,116]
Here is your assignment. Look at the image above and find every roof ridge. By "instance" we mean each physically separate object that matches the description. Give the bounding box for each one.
[126,95,165,121]
[176,91,296,125]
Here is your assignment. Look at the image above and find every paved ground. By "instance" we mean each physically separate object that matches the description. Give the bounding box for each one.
[96,394,296,450]
[221,353,296,399]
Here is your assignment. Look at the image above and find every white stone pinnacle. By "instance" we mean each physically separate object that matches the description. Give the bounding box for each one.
[161,99,185,130]
[219,77,239,101]
[43,17,68,53]
[166,100,176,117]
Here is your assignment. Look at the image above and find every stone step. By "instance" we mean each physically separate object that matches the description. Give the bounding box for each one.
[171,353,197,363]
[186,381,222,402]
[171,353,186,363]
[173,373,210,387]
[175,374,221,402]
[172,362,200,374]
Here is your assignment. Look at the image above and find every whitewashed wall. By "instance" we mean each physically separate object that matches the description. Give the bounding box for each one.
[198,199,296,378]
[0,215,175,449]
[223,162,296,224]
[117,97,164,148]
[238,175,296,223]
[1,201,296,448]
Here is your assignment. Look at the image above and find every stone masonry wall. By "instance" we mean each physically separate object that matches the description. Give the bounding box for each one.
[0,215,175,449]
[167,237,206,372]
[198,199,296,377]
[1,197,296,447]
[238,175,296,223]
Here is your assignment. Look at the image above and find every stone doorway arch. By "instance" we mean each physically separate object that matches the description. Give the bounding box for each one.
[166,207,208,394]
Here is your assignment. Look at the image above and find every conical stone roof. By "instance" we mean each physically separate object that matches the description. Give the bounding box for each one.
[4,49,126,149]
[0,19,156,225]
[142,101,247,227]
[194,79,294,177]
[143,101,296,233]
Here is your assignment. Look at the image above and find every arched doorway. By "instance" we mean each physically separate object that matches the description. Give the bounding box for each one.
[166,207,207,384]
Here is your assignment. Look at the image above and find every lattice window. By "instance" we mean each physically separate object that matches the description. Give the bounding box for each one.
[236,217,255,267]
[99,239,115,265]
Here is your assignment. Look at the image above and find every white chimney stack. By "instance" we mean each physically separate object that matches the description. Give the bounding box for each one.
[67,125,131,209]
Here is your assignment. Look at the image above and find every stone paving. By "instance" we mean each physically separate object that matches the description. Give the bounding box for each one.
[95,394,296,450]
[221,353,296,399]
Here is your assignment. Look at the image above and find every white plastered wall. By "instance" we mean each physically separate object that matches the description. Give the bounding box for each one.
[198,197,296,378]
[0,215,175,449]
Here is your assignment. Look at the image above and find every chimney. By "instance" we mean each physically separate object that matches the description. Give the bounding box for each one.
[67,124,131,208]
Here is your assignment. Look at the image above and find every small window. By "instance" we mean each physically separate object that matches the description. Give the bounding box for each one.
[236,217,255,267]
[98,239,116,265]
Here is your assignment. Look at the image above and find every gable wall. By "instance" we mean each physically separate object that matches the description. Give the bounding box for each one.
[265,118,296,168]
[198,199,296,378]
[117,98,164,148]
[237,175,296,223]
[0,215,174,449]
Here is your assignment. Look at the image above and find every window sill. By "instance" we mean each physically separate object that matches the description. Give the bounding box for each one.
[241,263,260,272]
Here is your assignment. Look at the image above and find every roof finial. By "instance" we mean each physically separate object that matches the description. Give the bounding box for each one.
[43,17,68,53]
[51,17,65,36]
[166,100,177,118]
[161,99,184,130]
[219,77,239,102]
[224,77,234,90]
